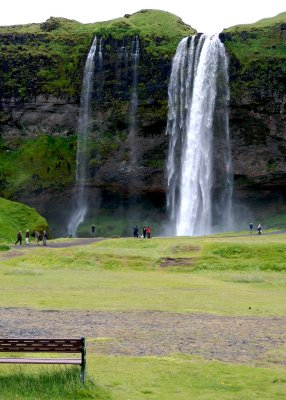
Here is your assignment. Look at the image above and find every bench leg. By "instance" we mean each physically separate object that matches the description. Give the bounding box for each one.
[81,360,86,383]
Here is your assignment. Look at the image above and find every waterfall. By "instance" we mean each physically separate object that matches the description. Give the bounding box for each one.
[67,35,97,237]
[97,38,104,107]
[166,34,233,236]
[98,38,103,69]
[128,35,140,167]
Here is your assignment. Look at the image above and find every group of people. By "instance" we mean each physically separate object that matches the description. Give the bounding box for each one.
[133,225,151,239]
[15,230,48,246]
[90,224,152,239]
[249,222,262,235]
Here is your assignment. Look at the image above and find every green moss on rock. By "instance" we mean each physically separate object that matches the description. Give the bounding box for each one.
[0,135,76,198]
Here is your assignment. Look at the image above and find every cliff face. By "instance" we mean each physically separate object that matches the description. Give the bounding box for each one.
[0,10,285,234]
[222,13,286,192]
[0,11,192,196]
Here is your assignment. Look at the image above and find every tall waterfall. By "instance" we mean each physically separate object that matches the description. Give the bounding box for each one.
[128,36,140,167]
[67,36,97,236]
[166,34,233,236]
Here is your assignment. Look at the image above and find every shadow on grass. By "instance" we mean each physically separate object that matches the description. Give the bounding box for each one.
[0,366,111,399]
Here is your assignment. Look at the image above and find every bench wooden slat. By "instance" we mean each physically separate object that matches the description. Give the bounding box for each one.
[0,339,83,352]
[0,358,82,364]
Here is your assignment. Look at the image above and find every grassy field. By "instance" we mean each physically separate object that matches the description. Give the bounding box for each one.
[0,233,285,398]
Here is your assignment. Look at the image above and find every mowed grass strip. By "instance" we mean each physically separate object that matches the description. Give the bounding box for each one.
[0,354,285,400]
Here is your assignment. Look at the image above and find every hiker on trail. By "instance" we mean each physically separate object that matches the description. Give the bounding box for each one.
[249,222,253,233]
[143,226,147,239]
[146,226,151,239]
[34,230,40,245]
[42,230,48,246]
[25,229,30,245]
[15,231,22,245]
[91,224,96,237]
[133,225,139,238]
[257,224,262,235]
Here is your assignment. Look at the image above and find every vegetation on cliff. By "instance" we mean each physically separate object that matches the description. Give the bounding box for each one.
[0,135,76,198]
[0,10,194,101]
[223,12,286,100]
[0,10,194,210]
[222,11,286,189]
[0,196,48,242]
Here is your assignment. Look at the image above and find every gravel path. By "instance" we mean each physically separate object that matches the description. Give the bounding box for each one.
[0,308,285,366]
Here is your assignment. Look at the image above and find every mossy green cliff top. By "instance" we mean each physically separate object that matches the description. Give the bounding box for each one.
[222,12,286,98]
[0,10,195,100]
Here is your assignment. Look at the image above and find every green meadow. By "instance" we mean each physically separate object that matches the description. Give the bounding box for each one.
[0,233,286,399]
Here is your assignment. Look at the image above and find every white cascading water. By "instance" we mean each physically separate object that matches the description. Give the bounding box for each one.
[98,38,103,68]
[128,35,140,167]
[166,34,233,236]
[67,36,97,236]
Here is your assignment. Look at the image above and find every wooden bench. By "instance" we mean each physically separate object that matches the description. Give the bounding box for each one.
[0,337,86,383]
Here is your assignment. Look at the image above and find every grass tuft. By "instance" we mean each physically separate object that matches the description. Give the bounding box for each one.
[0,366,110,399]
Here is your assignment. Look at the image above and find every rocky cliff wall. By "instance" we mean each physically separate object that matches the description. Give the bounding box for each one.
[0,11,285,233]
[223,19,286,187]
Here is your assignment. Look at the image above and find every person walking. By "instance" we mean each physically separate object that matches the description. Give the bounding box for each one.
[143,226,147,239]
[15,230,22,245]
[146,226,151,239]
[133,225,139,238]
[249,222,253,233]
[91,224,96,237]
[257,224,262,235]
[34,230,40,245]
[25,229,30,245]
[42,230,48,246]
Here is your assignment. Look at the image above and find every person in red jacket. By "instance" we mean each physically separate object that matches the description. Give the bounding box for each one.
[146,226,151,239]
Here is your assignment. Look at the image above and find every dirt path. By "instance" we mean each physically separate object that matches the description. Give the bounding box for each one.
[0,308,285,366]
[0,238,104,261]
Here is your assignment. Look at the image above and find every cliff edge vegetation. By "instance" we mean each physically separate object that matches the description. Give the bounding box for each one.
[223,12,286,99]
[0,10,194,100]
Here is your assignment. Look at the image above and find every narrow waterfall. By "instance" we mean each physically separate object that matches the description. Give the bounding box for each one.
[128,36,140,167]
[98,38,103,69]
[117,40,128,78]
[67,36,97,236]
[97,38,104,105]
[166,34,233,236]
